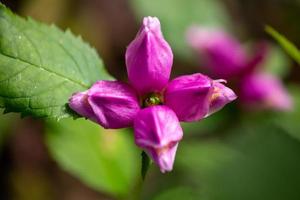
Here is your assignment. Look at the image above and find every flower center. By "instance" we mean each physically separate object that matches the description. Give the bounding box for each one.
[143,93,163,107]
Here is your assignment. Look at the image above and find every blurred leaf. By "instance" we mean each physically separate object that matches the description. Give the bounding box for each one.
[142,140,238,200]
[266,26,300,64]
[203,124,300,200]
[271,85,300,141]
[181,116,221,136]
[45,118,139,197]
[264,45,291,77]
[0,4,112,119]
[177,141,238,175]
[153,121,300,200]
[181,106,233,136]
[153,186,199,200]
[130,0,232,60]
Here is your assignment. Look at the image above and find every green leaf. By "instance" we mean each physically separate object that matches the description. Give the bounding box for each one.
[45,118,140,197]
[265,25,300,64]
[153,186,198,200]
[0,4,113,119]
[271,85,300,141]
[164,123,300,200]
[263,45,291,77]
[141,151,151,180]
[181,105,234,136]
[203,124,300,200]
[130,0,232,60]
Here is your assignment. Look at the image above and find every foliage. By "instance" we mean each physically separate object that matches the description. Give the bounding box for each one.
[266,26,300,65]
[0,4,113,120]
[271,85,300,141]
[146,122,300,200]
[46,118,140,197]
[264,45,291,77]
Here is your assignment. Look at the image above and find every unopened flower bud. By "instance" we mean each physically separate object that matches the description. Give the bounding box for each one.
[126,16,173,94]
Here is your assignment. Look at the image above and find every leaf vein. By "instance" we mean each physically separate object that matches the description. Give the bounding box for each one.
[0,52,88,88]
[0,14,89,88]
[0,64,30,83]
[0,81,67,99]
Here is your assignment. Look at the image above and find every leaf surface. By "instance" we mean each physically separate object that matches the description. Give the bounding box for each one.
[46,118,140,196]
[0,4,112,119]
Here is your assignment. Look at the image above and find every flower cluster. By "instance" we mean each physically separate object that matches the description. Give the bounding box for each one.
[69,17,236,173]
[187,26,292,111]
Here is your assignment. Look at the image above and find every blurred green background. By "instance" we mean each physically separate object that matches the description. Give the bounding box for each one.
[1,0,300,199]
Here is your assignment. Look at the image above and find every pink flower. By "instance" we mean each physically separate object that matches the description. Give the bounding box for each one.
[69,17,236,173]
[239,73,293,111]
[187,26,292,111]
[186,26,248,79]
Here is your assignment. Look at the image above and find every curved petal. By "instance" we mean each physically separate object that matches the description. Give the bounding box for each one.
[164,73,213,122]
[239,73,292,111]
[69,91,98,123]
[208,80,237,115]
[69,80,140,129]
[186,26,247,79]
[126,16,173,95]
[134,106,183,173]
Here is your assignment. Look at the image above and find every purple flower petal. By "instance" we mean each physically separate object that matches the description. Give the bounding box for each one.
[134,106,183,173]
[186,26,247,79]
[69,80,140,129]
[126,16,173,95]
[239,73,293,111]
[164,73,213,122]
[208,80,237,115]
[69,91,98,123]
